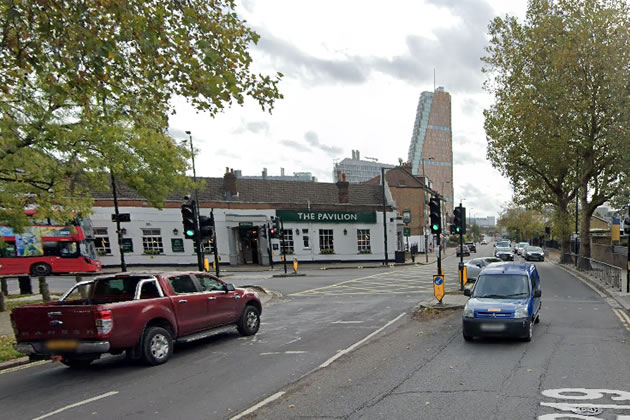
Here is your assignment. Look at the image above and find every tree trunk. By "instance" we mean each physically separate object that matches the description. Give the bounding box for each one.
[578,190,596,271]
[38,276,51,302]
[0,289,5,312]
[0,278,7,296]
[555,201,572,263]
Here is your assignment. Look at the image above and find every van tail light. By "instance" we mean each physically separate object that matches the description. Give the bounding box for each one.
[95,310,113,337]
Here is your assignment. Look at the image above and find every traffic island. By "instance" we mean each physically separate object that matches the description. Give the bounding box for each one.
[418,293,468,311]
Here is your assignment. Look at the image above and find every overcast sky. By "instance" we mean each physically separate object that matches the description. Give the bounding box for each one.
[168,0,528,220]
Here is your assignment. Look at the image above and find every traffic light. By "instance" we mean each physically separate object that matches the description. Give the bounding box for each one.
[198,214,214,241]
[453,206,466,235]
[450,224,456,235]
[624,216,630,235]
[181,202,197,240]
[429,197,441,234]
[270,217,282,238]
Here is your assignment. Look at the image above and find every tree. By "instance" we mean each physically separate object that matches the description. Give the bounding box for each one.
[483,0,630,264]
[0,0,283,229]
[497,203,545,244]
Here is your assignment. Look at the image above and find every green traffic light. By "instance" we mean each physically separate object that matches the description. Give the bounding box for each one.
[456,227,461,233]
[185,229,195,237]
[432,224,439,231]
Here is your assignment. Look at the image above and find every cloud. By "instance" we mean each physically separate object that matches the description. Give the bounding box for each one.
[232,121,270,135]
[256,34,368,85]
[280,139,311,152]
[303,131,343,156]
[215,148,239,159]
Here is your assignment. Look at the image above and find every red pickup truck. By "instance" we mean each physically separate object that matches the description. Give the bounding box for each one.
[10,271,262,368]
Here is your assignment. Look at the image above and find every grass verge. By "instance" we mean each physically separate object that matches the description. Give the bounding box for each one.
[0,336,21,363]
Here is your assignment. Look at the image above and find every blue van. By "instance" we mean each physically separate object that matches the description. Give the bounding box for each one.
[462,262,542,342]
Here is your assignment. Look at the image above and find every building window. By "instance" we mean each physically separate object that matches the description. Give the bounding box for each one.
[302,228,310,249]
[357,229,371,254]
[93,228,111,256]
[142,228,164,255]
[281,230,294,254]
[319,229,334,254]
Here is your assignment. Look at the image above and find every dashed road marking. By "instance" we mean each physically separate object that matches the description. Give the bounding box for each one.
[229,391,286,420]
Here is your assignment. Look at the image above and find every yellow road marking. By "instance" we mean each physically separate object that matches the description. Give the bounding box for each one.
[612,308,630,333]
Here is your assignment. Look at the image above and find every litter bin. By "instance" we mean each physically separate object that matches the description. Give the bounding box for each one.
[394,251,405,263]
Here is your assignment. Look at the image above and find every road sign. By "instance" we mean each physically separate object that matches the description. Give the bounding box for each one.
[403,227,411,237]
[433,274,445,302]
[111,213,131,222]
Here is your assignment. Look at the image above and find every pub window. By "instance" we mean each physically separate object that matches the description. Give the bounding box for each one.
[281,230,294,253]
[142,228,164,255]
[302,228,310,249]
[319,229,334,254]
[94,227,112,256]
[357,229,371,253]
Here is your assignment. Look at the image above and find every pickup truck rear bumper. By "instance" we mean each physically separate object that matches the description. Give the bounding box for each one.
[14,341,110,356]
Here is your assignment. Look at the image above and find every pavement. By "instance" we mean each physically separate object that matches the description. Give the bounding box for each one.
[546,248,630,311]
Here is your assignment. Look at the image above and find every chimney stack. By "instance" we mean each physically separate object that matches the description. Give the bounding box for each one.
[336,173,349,203]
[356,150,360,160]
[281,167,285,176]
[262,168,267,179]
[223,168,237,201]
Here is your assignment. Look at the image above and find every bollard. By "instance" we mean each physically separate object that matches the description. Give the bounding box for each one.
[1,278,7,296]
[38,276,51,302]
[293,258,299,274]
[0,289,5,312]
[17,276,33,295]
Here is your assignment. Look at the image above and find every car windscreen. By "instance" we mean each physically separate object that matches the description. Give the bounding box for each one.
[496,247,511,252]
[472,274,530,299]
[519,243,529,247]
[527,247,542,252]
[497,241,510,247]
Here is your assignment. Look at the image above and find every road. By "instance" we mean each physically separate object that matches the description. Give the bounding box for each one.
[2,243,630,419]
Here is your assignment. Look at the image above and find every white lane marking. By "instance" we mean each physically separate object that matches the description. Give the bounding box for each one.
[229,391,285,420]
[541,401,630,410]
[319,312,406,369]
[0,360,49,375]
[331,321,364,324]
[32,391,119,420]
[259,351,307,356]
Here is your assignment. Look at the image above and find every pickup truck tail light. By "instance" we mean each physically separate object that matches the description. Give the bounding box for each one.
[95,310,113,337]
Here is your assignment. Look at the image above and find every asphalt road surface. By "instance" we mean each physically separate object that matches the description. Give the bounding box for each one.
[3,243,629,420]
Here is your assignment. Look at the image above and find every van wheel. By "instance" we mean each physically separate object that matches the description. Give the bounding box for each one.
[522,320,534,342]
[31,262,52,276]
[61,358,94,369]
[463,333,473,342]
[141,326,173,365]
[238,305,260,336]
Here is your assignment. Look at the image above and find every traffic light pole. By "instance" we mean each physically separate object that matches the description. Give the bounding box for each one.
[266,223,274,269]
[193,204,204,272]
[110,171,127,272]
[626,206,630,293]
[211,209,219,277]
[280,218,287,274]
[436,235,441,276]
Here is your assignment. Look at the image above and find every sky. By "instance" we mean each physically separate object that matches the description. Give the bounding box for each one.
[168,0,529,220]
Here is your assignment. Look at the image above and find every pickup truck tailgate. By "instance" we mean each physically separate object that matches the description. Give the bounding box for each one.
[12,304,99,341]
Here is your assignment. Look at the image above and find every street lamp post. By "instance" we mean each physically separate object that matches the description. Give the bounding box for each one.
[185,130,204,271]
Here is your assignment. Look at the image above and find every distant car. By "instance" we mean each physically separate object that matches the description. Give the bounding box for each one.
[466,242,477,253]
[496,240,511,249]
[457,245,471,257]
[516,242,530,255]
[524,246,545,261]
[465,257,502,282]
[495,246,514,261]
[480,239,487,245]
[463,262,542,342]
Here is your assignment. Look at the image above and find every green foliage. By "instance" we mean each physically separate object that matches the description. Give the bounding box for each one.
[483,0,630,256]
[497,203,545,243]
[0,0,283,227]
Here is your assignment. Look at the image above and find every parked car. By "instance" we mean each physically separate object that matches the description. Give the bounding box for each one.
[465,257,502,282]
[495,246,514,261]
[466,242,477,253]
[462,262,542,342]
[11,271,262,367]
[456,245,471,257]
[523,246,545,261]
[480,239,487,245]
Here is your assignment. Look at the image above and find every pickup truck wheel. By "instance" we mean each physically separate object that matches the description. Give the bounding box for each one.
[31,262,52,276]
[61,358,94,369]
[237,305,260,336]
[142,326,173,365]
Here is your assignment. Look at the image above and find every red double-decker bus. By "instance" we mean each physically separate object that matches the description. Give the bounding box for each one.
[0,221,101,276]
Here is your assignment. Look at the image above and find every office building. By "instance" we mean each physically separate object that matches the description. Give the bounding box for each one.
[333,150,395,184]
[407,87,454,216]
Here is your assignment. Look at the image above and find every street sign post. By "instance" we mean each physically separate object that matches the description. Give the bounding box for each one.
[111,213,131,223]
[433,274,445,303]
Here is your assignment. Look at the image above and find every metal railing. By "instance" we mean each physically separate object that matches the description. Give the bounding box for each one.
[563,253,624,291]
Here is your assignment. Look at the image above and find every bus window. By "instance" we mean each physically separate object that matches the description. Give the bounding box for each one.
[43,241,60,256]
[0,241,17,257]
[59,242,79,258]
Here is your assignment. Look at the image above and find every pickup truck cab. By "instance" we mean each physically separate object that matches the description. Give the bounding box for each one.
[11,271,262,367]
[462,263,541,342]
